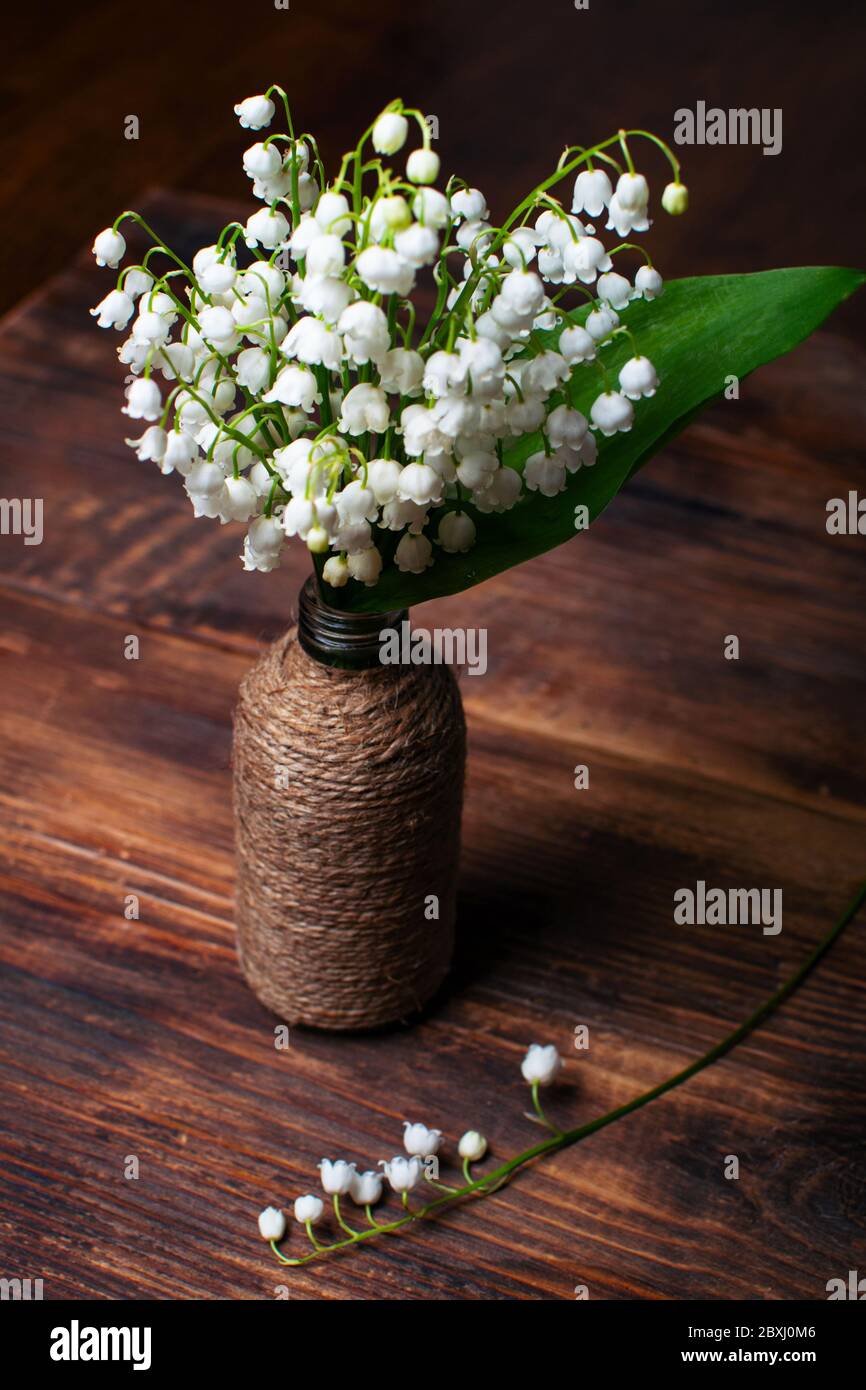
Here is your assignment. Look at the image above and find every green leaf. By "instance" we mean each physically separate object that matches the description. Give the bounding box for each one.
[334,266,864,614]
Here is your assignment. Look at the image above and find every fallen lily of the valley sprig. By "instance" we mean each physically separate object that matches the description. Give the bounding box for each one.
[258,882,865,1266]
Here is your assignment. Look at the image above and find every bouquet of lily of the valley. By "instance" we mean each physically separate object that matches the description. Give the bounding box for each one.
[90,87,860,612]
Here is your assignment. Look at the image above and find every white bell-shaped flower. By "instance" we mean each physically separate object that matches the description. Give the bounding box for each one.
[186,461,228,517]
[450,187,488,221]
[521,1043,562,1086]
[456,449,497,491]
[158,429,198,478]
[318,1159,356,1196]
[338,301,390,364]
[394,223,439,268]
[283,316,342,370]
[379,1155,423,1192]
[559,324,597,363]
[335,479,378,525]
[234,94,275,130]
[263,364,319,412]
[349,1169,384,1205]
[618,355,659,399]
[220,476,258,523]
[590,389,634,435]
[235,347,271,393]
[91,289,134,329]
[305,233,346,278]
[282,496,317,538]
[314,190,352,235]
[585,305,620,342]
[403,1122,443,1157]
[124,425,166,463]
[293,1194,324,1225]
[634,265,664,299]
[437,511,476,553]
[412,186,451,228]
[406,148,440,184]
[322,555,350,588]
[377,347,424,397]
[596,271,634,310]
[546,404,588,448]
[524,450,567,497]
[257,1206,286,1240]
[366,458,402,504]
[347,546,383,586]
[338,383,390,436]
[472,466,522,513]
[563,236,613,285]
[615,171,649,214]
[92,227,126,268]
[572,167,613,218]
[372,110,409,155]
[394,531,434,573]
[458,1130,488,1161]
[396,462,443,506]
[244,207,290,249]
[356,246,415,297]
[122,377,161,420]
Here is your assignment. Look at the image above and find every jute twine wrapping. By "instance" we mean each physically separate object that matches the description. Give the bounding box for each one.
[232,626,466,1030]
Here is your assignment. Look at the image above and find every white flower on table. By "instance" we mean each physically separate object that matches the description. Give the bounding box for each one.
[257,1206,286,1241]
[521,1043,563,1087]
[380,1155,423,1192]
[402,1123,443,1158]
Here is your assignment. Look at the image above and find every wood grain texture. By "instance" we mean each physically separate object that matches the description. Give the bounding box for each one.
[0,193,864,1301]
[3,0,866,335]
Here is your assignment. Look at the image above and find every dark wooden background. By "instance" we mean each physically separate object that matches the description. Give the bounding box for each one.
[1,1,865,1301]
[2,0,866,332]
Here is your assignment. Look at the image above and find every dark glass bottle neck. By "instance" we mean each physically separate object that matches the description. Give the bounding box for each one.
[297,576,407,670]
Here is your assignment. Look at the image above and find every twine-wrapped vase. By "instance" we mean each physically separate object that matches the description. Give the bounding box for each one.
[232,577,466,1030]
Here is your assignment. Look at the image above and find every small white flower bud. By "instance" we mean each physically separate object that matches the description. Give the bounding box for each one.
[520,1043,562,1087]
[122,377,162,421]
[458,1130,488,1162]
[257,1206,286,1241]
[234,94,275,130]
[661,181,689,215]
[90,289,134,329]
[395,531,434,573]
[590,390,634,436]
[437,511,476,553]
[92,227,126,268]
[318,1158,356,1195]
[618,355,659,400]
[350,1170,384,1205]
[305,525,330,553]
[293,1194,324,1225]
[347,546,383,586]
[634,265,664,299]
[372,111,409,155]
[322,555,350,588]
[379,1155,423,1192]
[403,1122,443,1157]
[615,171,649,214]
[406,148,440,184]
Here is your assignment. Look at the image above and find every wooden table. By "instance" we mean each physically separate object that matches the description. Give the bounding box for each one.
[0,192,864,1301]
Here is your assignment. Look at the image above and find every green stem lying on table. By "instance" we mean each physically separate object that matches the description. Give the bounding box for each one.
[270,881,865,1268]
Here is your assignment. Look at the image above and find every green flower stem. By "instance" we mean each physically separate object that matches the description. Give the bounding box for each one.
[113,211,203,297]
[269,881,864,1269]
[530,1079,563,1136]
[332,1195,358,1236]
